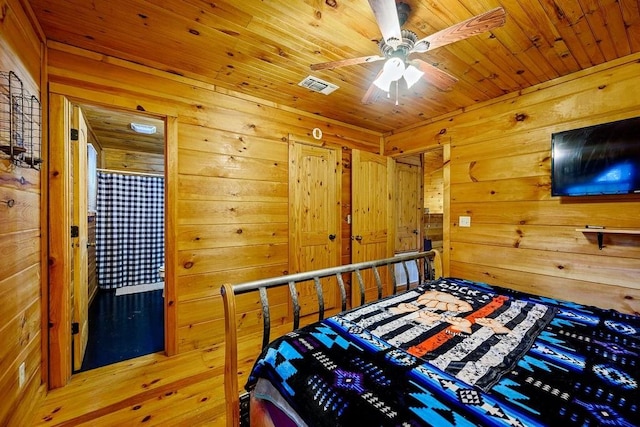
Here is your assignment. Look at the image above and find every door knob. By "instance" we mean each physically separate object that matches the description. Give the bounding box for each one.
[328,234,336,241]
[351,235,363,241]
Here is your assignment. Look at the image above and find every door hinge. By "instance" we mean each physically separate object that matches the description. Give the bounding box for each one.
[71,225,79,238]
[70,128,79,141]
[71,322,79,335]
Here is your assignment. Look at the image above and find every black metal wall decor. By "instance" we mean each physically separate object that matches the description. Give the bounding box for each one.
[0,71,42,170]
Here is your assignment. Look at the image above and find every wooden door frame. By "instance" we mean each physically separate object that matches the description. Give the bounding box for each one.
[48,94,73,387]
[442,144,451,276]
[47,93,177,388]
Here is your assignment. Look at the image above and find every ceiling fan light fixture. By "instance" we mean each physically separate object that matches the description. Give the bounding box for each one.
[310,4,506,105]
[130,122,157,134]
[373,74,392,92]
[403,64,424,89]
[373,57,405,91]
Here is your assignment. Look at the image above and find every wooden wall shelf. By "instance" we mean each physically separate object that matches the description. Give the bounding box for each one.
[576,228,640,249]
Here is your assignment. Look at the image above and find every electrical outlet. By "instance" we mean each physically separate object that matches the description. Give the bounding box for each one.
[459,216,471,227]
[18,362,26,388]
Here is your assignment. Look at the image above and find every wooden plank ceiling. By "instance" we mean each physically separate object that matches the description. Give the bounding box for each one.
[28,0,640,133]
[81,104,164,155]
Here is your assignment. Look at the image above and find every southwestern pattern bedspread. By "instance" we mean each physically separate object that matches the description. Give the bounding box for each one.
[246,278,639,426]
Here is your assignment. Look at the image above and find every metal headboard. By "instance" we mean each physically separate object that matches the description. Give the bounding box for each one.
[221,250,442,427]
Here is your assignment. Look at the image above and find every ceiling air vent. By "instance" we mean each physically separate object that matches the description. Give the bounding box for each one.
[298,76,339,95]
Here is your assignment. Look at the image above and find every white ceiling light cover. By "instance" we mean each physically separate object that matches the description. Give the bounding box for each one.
[130,123,157,134]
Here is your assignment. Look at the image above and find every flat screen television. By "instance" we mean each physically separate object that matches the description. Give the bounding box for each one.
[551,116,640,196]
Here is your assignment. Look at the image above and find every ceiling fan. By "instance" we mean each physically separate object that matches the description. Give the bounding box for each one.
[310,0,507,104]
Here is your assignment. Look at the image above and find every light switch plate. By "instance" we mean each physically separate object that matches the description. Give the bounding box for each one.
[459,216,471,227]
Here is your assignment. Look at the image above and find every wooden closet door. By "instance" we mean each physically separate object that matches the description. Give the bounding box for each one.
[351,149,395,306]
[395,160,422,252]
[289,138,341,320]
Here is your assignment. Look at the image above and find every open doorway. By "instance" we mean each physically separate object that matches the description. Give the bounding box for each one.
[423,148,444,252]
[75,103,166,372]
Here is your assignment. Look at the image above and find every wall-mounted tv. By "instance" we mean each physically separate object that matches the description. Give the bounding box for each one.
[551,116,640,196]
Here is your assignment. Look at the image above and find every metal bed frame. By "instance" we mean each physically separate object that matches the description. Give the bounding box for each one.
[221,249,442,427]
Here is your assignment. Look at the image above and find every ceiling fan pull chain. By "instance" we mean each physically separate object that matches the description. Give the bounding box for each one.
[395,80,399,106]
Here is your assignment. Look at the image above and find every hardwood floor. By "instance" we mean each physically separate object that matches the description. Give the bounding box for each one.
[31,296,289,426]
[33,345,234,426]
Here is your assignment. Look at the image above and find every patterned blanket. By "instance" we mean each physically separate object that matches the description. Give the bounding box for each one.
[247,278,639,426]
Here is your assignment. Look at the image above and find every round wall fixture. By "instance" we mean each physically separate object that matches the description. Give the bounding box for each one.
[312,128,323,140]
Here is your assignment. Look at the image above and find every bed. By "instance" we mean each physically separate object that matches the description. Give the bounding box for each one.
[221,250,639,426]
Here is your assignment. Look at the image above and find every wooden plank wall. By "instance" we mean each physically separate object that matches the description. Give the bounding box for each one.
[45,42,381,358]
[423,148,443,214]
[102,147,164,174]
[386,53,640,315]
[0,0,46,425]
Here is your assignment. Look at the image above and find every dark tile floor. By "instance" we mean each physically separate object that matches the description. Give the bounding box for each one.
[78,288,164,372]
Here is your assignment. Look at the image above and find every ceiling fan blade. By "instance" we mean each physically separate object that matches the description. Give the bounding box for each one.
[311,55,385,71]
[368,0,403,46]
[412,59,458,91]
[413,7,506,53]
[361,69,385,104]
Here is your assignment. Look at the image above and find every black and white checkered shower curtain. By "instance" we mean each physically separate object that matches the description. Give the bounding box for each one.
[96,172,165,289]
